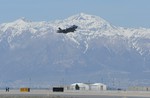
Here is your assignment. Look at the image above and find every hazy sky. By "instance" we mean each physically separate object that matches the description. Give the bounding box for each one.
[0,0,150,28]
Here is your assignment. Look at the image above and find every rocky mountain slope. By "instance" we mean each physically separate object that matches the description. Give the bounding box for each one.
[0,13,150,88]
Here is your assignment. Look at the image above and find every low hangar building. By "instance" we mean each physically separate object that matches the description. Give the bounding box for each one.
[68,83,107,91]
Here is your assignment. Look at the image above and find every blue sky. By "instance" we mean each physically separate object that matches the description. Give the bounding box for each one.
[0,0,150,28]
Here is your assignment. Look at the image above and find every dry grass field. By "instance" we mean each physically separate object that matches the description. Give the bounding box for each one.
[0,95,72,98]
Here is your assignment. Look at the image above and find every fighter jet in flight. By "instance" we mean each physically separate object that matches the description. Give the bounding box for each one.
[57,25,78,34]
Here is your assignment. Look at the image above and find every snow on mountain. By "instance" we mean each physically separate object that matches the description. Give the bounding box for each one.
[0,13,150,88]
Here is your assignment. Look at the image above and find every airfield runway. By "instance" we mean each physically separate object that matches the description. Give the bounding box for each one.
[0,89,150,98]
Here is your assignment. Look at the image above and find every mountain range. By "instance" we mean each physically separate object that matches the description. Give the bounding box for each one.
[0,13,150,88]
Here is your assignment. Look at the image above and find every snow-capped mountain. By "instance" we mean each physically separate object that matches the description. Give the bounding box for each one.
[0,13,150,88]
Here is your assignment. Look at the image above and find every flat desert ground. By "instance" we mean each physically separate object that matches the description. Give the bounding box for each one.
[0,89,150,98]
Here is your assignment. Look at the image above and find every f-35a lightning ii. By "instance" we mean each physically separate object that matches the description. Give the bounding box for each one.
[57,25,78,34]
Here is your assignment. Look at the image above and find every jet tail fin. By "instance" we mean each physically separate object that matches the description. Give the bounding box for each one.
[58,27,62,30]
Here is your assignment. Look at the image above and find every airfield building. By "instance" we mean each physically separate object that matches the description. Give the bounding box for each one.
[67,83,107,91]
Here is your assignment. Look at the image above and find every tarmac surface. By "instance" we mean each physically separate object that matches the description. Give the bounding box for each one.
[0,89,150,98]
